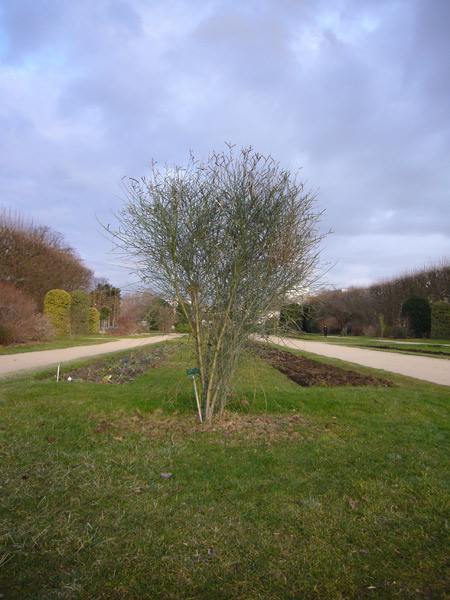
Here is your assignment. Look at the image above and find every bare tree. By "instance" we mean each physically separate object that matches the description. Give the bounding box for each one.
[110,146,326,423]
[90,280,121,328]
[118,291,176,334]
[316,287,375,333]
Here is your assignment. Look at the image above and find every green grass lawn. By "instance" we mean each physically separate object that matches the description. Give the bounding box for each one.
[1,342,449,599]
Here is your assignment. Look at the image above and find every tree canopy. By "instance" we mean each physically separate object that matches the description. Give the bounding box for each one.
[0,209,92,309]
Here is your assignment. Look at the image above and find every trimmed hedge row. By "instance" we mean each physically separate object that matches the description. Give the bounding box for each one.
[44,289,100,336]
[400,295,431,338]
[89,307,100,334]
[44,289,71,336]
[70,290,90,335]
[431,301,450,339]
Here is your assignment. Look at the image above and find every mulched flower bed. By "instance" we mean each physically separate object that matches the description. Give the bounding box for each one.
[58,343,182,384]
[252,343,393,387]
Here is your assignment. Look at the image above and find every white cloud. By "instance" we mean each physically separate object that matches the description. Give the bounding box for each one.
[0,0,449,288]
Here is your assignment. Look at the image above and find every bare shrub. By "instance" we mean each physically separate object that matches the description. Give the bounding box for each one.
[115,291,175,335]
[111,146,326,423]
[0,282,54,344]
[363,325,377,337]
[115,313,145,336]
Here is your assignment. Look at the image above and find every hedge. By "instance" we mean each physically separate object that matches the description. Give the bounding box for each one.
[431,301,450,339]
[70,290,90,335]
[44,289,71,336]
[401,295,431,338]
[89,307,100,334]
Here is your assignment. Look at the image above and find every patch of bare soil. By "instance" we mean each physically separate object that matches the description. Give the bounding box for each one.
[89,409,326,445]
[253,344,393,387]
[58,344,182,384]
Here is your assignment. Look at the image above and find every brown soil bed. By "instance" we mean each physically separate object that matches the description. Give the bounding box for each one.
[253,343,393,387]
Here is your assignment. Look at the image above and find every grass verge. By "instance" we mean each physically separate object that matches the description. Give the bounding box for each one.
[0,335,111,356]
[1,342,449,599]
[0,333,170,356]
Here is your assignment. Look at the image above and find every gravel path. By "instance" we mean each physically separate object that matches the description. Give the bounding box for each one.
[2,334,449,386]
[268,336,450,387]
[0,335,183,378]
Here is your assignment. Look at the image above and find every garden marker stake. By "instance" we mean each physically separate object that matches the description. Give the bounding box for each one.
[187,368,202,423]
[56,362,62,382]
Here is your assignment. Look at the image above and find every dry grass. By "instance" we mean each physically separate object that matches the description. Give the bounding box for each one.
[89,408,325,445]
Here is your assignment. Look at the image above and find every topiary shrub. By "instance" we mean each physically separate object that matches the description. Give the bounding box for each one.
[70,290,90,335]
[400,295,431,338]
[89,307,100,334]
[431,301,450,339]
[44,289,71,336]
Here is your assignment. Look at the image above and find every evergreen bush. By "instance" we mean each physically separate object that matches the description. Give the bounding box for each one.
[431,301,450,339]
[89,307,100,334]
[400,295,431,338]
[100,306,111,321]
[44,289,71,336]
[70,290,90,335]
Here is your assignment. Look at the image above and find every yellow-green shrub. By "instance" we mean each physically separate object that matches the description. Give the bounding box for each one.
[89,307,100,334]
[44,289,71,336]
[70,290,90,335]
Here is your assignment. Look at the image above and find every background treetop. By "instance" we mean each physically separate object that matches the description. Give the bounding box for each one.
[0,208,92,310]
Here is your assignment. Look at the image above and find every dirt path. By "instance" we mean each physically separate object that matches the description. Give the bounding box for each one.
[268,336,450,387]
[0,335,183,378]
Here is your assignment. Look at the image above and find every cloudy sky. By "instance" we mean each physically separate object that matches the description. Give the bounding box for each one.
[1,0,449,290]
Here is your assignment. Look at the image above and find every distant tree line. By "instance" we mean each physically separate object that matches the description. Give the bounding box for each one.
[0,209,92,310]
[90,278,121,328]
[279,260,450,339]
[367,260,449,328]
